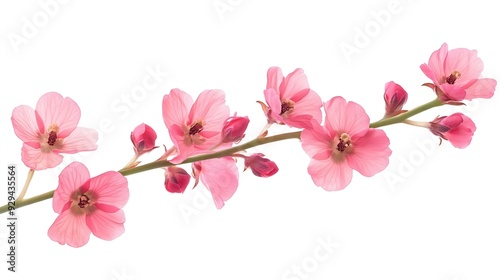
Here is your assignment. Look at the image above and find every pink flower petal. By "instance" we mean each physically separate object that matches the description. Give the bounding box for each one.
[279,68,310,102]
[347,129,392,177]
[300,122,333,160]
[58,127,98,153]
[307,159,353,191]
[35,92,81,138]
[286,89,323,127]
[325,96,369,137]
[264,88,284,124]
[53,162,90,213]
[21,143,63,170]
[200,157,239,209]
[88,171,129,209]
[48,210,90,248]
[188,89,229,133]
[86,209,126,241]
[463,78,496,100]
[162,88,193,129]
[444,48,483,86]
[11,105,43,147]
[425,43,448,84]
[266,66,284,93]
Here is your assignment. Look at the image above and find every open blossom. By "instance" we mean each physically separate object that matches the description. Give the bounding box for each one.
[131,123,158,156]
[162,89,229,164]
[384,81,408,117]
[258,67,322,129]
[164,166,191,193]
[48,162,129,247]
[192,157,239,209]
[420,43,497,101]
[11,92,98,170]
[301,96,391,191]
[243,153,279,178]
[429,113,476,149]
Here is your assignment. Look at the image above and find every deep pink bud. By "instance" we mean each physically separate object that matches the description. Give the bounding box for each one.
[131,123,158,156]
[384,81,408,117]
[221,115,250,143]
[244,153,279,178]
[164,166,191,193]
[429,113,476,149]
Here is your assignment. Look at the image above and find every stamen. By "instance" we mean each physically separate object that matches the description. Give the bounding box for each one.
[78,194,90,208]
[280,101,294,115]
[47,131,57,146]
[336,133,351,152]
[445,71,461,84]
[189,123,203,135]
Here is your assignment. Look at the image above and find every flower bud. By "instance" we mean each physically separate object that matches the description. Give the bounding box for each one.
[164,167,191,193]
[384,81,408,117]
[429,113,476,149]
[244,153,279,178]
[131,123,158,156]
[221,115,250,143]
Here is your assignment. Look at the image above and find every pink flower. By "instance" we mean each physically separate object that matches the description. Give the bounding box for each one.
[384,81,408,117]
[420,43,497,101]
[301,96,392,191]
[192,157,239,209]
[164,166,191,193]
[48,162,129,247]
[258,67,322,129]
[243,153,279,178]
[429,113,476,149]
[221,115,250,144]
[131,123,158,156]
[11,92,98,170]
[162,89,229,163]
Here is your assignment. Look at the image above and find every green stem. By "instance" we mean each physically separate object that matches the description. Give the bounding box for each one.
[0,131,301,214]
[370,98,444,128]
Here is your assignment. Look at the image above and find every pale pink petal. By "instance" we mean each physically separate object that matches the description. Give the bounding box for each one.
[279,68,310,102]
[444,48,482,85]
[21,144,63,170]
[443,113,476,149]
[35,92,81,138]
[420,64,440,85]
[162,88,193,128]
[464,78,496,100]
[59,127,98,153]
[266,67,283,93]
[285,89,323,127]
[300,122,333,160]
[325,96,369,137]
[440,83,466,101]
[188,89,229,132]
[308,159,352,191]
[86,209,125,241]
[264,88,283,123]
[11,105,43,147]
[347,129,391,177]
[200,157,239,209]
[53,162,90,213]
[48,210,90,248]
[425,43,448,83]
[88,171,129,209]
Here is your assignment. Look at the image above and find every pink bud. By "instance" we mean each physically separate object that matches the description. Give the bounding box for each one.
[384,81,408,117]
[221,115,250,143]
[164,167,191,193]
[244,153,279,178]
[131,123,158,156]
[429,113,476,149]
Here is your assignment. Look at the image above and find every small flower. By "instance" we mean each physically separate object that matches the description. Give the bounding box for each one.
[48,162,129,247]
[221,115,250,144]
[243,153,279,178]
[301,96,392,191]
[429,113,476,149]
[162,89,229,163]
[257,67,322,129]
[131,123,158,156]
[192,157,239,209]
[164,166,191,193]
[420,43,497,101]
[11,92,98,170]
[384,81,408,118]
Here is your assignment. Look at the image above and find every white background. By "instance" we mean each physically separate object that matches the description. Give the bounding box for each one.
[1,1,499,279]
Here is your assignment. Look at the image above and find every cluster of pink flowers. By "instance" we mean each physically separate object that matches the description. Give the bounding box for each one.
[10,43,496,247]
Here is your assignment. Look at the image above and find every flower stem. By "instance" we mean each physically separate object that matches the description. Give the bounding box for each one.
[17,169,35,201]
[370,98,444,128]
[0,131,302,214]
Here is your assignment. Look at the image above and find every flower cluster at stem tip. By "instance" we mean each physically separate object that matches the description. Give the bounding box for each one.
[5,43,496,247]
